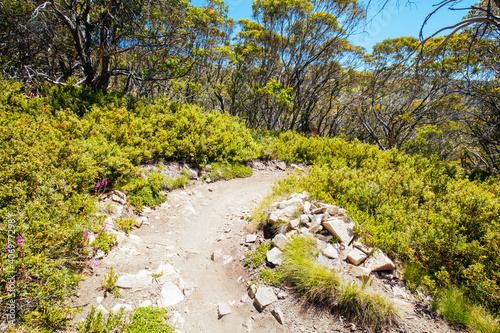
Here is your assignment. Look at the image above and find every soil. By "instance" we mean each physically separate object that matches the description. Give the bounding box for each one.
[70,167,464,333]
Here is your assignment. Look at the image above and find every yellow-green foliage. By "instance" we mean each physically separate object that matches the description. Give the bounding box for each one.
[0,81,260,330]
[209,162,253,181]
[281,236,398,330]
[268,131,500,315]
[244,243,271,268]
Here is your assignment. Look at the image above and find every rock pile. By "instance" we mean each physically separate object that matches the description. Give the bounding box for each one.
[266,191,395,279]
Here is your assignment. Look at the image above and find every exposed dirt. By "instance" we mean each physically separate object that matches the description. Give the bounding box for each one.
[71,167,462,333]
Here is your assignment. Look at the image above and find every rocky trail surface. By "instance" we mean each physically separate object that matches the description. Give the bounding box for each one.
[71,166,460,333]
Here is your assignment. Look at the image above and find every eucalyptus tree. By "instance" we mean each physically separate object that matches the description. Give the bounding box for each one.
[0,0,209,94]
[231,0,364,131]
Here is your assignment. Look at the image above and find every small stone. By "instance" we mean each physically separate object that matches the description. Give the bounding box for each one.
[138,300,153,308]
[96,297,103,304]
[271,308,285,325]
[277,291,288,299]
[266,247,284,266]
[272,234,289,250]
[288,218,300,230]
[222,255,233,265]
[111,194,127,205]
[303,202,311,214]
[95,250,105,259]
[347,248,369,266]
[217,301,232,319]
[254,287,277,311]
[381,271,394,280]
[245,234,257,243]
[112,304,134,313]
[276,161,287,170]
[211,249,222,262]
[300,214,310,224]
[248,284,258,299]
[111,190,127,200]
[97,304,109,315]
[116,270,152,289]
[322,219,354,245]
[285,230,298,239]
[321,244,339,259]
[312,207,327,214]
[135,217,146,228]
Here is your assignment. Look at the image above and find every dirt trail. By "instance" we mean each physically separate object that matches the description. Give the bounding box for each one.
[73,169,289,332]
[72,168,459,333]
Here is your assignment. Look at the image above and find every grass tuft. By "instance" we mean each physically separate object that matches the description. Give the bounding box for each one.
[281,236,398,330]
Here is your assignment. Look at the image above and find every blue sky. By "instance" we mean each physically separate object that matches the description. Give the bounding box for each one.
[191,0,477,52]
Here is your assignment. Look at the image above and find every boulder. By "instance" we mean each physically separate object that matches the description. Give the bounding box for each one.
[347,248,369,266]
[278,197,304,210]
[217,301,232,319]
[253,287,277,311]
[362,249,396,272]
[347,265,371,279]
[268,206,297,225]
[154,263,181,285]
[321,219,354,245]
[272,234,289,250]
[271,308,285,325]
[116,270,152,289]
[288,218,300,230]
[311,206,327,214]
[300,214,310,224]
[266,247,284,266]
[245,234,257,243]
[319,203,339,215]
[321,244,339,259]
[159,281,184,307]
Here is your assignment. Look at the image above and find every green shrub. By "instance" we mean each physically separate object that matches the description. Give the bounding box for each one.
[77,306,127,333]
[281,236,398,330]
[244,243,271,268]
[121,173,167,209]
[260,267,286,285]
[209,162,253,181]
[114,216,136,234]
[125,306,174,333]
[100,267,122,298]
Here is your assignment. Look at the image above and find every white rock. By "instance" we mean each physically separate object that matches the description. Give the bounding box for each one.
[277,291,288,299]
[322,219,354,245]
[347,265,371,279]
[272,234,289,250]
[246,234,257,243]
[253,287,277,311]
[111,194,127,205]
[155,264,181,285]
[222,255,233,265]
[97,304,109,315]
[266,247,284,266]
[142,206,152,214]
[362,249,396,272]
[340,244,353,261]
[319,203,339,215]
[135,217,147,228]
[288,218,300,230]
[271,308,285,325]
[95,250,105,259]
[353,241,372,255]
[276,161,287,170]
[321,244,339,259]
[303,202,311,215]
[300,214,310,224]
[347,248,369,266]
[268,206,298,225]
[312,206,327,214]
[111,304,134,313]
[159,281,184,307]
[285,230,298,239]
[96,297,103,304]
[138,300,153,308]
[278,197,304,210]
[112,190,127,200]
[248,284,258,299]
[116,270,152,289]
[217,301,232,319]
